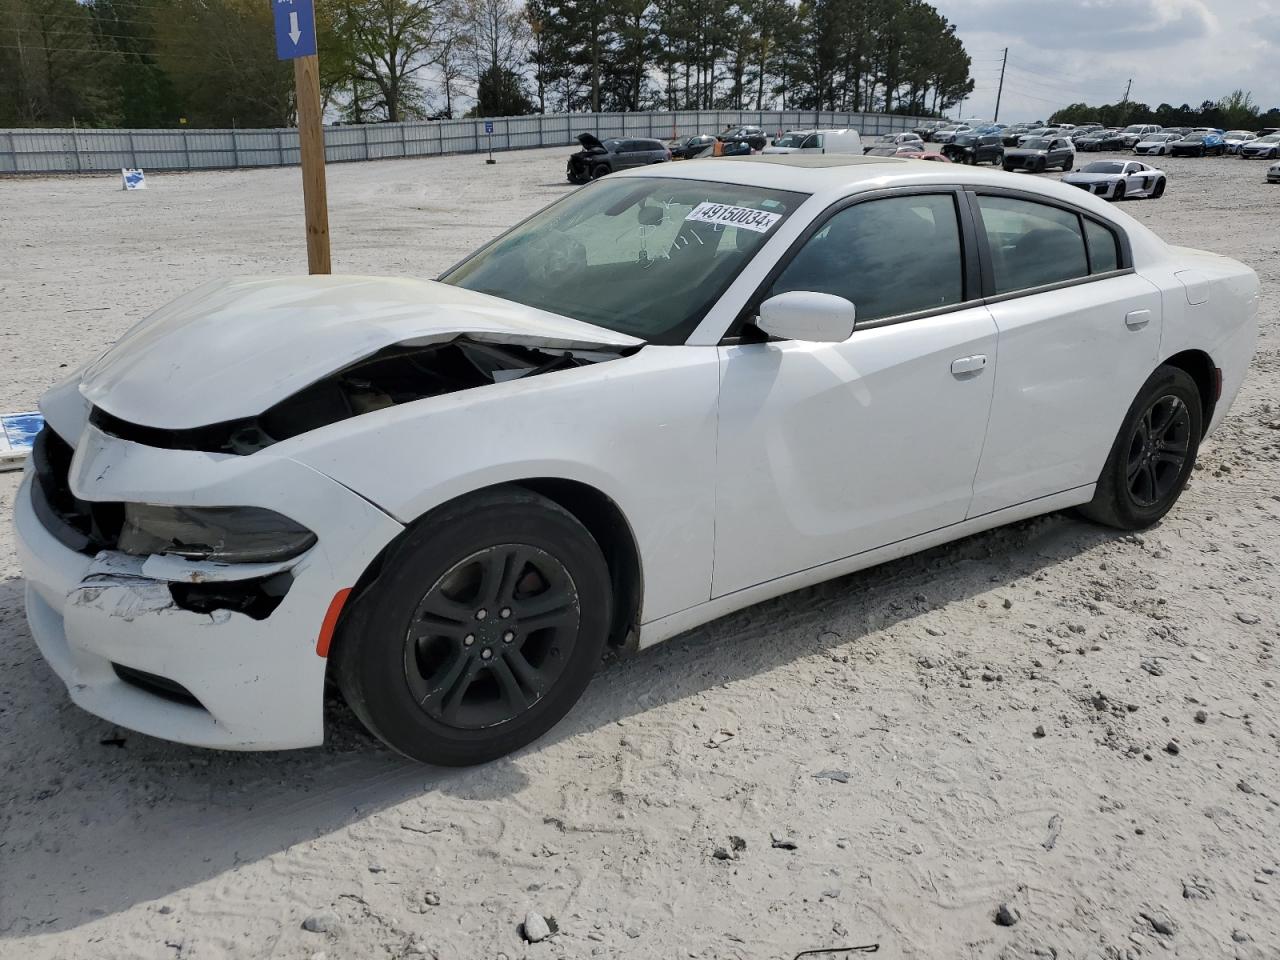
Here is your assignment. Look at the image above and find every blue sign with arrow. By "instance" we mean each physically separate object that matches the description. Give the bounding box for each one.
[273,0,317,60]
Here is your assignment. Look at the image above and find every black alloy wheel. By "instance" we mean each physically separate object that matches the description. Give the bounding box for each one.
[334,488,613,765]
[405,544,580,730]
[1078,365,1203,530]
[1124,395,1192,508]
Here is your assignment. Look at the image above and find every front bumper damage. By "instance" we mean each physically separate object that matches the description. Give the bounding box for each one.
[15,423,403,749]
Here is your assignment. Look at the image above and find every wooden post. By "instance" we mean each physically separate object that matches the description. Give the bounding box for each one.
[294,54,331,275]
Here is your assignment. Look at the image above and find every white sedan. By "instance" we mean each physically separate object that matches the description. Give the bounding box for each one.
[1062,160,1167,200]
[16,157,1258,764]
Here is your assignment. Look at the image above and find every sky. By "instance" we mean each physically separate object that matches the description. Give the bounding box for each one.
[931,0,1280,122]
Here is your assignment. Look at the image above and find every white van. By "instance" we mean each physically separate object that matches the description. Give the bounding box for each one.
[762,128,862,156]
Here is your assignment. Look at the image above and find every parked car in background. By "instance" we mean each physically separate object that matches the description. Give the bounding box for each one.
[1003,136,1075,172]
[718,125,768,151]
[862,133,922,153]
[1001,123,1035,143]
[1268,161,1280,183]
[1241,134,1280,159]
[667,134,716,160]
[18,155,1258,764]
[1077,129,1128,152]
[1015,127,1067,147]
[1062,160,1167,200]
[864,144,911,157]
[913,151,953,162]
[1133,133,1181,156]
[1222,131,1256,154]
[762,129,862,155]
[912,120,946,139]
[942,133,1005,165]
[934,124,975,144]
[1170,132,1226,157]
[567,134,670,182]
[1119,124,1163,148]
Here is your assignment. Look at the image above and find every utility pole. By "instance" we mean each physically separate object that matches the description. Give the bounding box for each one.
[1121,78,1132,104]
[993,47,1007,122]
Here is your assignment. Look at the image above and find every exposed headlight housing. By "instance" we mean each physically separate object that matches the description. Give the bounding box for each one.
[117,504,317,563]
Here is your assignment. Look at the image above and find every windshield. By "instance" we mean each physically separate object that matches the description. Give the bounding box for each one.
[1083,161,1126,173]
[773,133,808,147]
[1123,125,1147,133]
[1182,134,1205,142]
[1260,135,1280,143]
[1023,138,1050,149]
[1224,131,1252,138]
[441,178,807,344]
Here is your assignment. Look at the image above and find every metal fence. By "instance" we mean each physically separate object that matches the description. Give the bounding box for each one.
[0,110,928,175]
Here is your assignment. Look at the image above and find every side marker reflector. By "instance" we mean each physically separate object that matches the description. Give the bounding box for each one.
[316,588,352,658]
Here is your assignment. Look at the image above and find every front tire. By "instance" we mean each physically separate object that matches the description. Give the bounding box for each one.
[334,489,613,765]
[1077,365,1202,530]
[590,162,611,180]
[1113,181,1126,201]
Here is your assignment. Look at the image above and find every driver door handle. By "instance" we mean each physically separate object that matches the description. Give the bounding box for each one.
[951,354,987,376]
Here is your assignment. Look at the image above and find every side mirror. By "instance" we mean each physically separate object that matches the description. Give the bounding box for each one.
[756,291,856,343]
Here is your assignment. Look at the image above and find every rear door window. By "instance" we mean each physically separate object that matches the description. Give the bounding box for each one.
[1084,219,1120,273]
[975,195,1089,294]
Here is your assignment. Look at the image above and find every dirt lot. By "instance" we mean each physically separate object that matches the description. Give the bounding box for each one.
[1,147,1278,960]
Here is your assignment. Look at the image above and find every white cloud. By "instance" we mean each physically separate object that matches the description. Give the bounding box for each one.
[933,0,1280,122]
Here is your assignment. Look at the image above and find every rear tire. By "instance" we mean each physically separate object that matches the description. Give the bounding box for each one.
[334,488,613,765]
[1151,177,1166,198]
[1077,365,1202,530]
[1003,163,1014,173]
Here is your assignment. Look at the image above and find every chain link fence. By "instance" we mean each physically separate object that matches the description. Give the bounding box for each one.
[0,110,928,175]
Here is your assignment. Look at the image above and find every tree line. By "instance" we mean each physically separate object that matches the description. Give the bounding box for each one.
[1050,91,1280,132]
[0,0,973,128]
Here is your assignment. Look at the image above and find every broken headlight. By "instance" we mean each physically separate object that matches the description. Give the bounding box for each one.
[117,504,317,563]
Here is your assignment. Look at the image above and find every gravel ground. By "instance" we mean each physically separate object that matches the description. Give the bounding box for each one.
[0,148,1277,960]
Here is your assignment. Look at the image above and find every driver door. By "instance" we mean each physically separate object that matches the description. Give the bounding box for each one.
[712,191,999,597]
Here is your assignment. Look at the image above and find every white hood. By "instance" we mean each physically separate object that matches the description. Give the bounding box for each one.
[79,276,641,430]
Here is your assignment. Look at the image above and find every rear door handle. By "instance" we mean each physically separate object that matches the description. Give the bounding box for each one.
[951,354,988,376]
[1125,309,1152,329]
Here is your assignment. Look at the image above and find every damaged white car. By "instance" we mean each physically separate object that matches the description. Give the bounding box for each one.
[17,156,1258,764]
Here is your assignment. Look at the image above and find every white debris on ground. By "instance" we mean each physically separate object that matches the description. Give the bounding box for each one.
[0,148,1276,959]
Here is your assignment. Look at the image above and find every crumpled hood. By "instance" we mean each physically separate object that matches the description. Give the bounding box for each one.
[79,275,641,430]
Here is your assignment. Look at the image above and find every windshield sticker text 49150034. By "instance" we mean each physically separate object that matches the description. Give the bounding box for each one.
[684,202,782,234]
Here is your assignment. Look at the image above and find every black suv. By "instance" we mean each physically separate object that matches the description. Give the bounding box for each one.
[566,134,671,183]
[942,133,1004,165]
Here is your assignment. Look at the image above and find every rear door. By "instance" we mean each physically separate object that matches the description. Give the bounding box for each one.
[967,191,1162,516]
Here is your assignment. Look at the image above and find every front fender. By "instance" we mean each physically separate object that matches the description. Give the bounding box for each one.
[282,346,721,624]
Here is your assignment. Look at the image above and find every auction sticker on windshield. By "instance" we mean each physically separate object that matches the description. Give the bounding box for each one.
[685,202,782,233]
